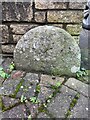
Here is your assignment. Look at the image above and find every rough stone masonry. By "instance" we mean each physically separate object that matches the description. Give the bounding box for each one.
[14,26,81,76]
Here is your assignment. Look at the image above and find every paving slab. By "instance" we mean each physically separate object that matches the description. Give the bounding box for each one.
[65,78,89,97]
[0,78,22,96]
[37,112,50,118]
[38,86,53,103]
[25,101,39,118]
[10,70,26,80]
[1,104,28,118]
[47,85,77,118]
[38,75,64,103]
[16,73,39,99]
[1,96,19,108]
[40,74,64,87]
[69,95,89,118]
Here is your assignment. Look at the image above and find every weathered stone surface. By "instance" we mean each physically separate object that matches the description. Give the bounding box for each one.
[35,12,46,23]
[35,0,68,9]
[25,101,39,118]
[72,36,80,44]
[40,74,64,87]
[37,112,50,118]
[69,95,89,118]
[11,24,38,34]
[10,70,26,80]
[47,86,77,118]
[2,45,15,53]
[0,78,22,96]
[16,73,39,99]
[14,26,81,76]
[2,96,19,108]
[2,2,33,21]
[0,25,9,43]
[66,24,82,35]
[2,104,28,118]
[65,78,89,97]
[69,2,86,9]
[38,86,53,103]
[13,35,22,42]
[47,11,83,23]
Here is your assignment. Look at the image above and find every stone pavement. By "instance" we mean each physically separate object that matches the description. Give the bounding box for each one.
[0,58,89,119]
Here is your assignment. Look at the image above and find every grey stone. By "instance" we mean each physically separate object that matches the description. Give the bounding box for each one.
[25,101,39,118]
[14,26,81,76]
[37,112,50,118]
[0,78,22,96]
[47,85,77,118]
[16,73,39,99]
[38,75,64,103]
[38,86,53,103]
[2,104,28,118]
[69,95,89,118]
[40,74,64,87]
[65,78,89,97]
[2,96,19,108]
[2,2,33,22]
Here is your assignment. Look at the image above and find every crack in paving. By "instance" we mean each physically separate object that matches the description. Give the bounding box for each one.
[64,84,89,98]
[65,93,80,118]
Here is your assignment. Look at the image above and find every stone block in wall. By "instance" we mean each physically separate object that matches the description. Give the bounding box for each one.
[10,24,38,34]
[0,25,9,43]
[69,2,86,9]
[35,0,67,9]
[13,35,22,42]
[35,12,46,23]
[66,24,82,35]
[2,45,15,53]
[2,2,33,21]
[47,11,83,23]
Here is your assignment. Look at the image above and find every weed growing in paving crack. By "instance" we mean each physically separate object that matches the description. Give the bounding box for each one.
[65,93,80,118]
[38,81,63,117]
[30,97,40,104]
[0,67,10,79]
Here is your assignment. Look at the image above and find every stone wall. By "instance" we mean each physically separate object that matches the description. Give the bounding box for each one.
[0,1,86,57]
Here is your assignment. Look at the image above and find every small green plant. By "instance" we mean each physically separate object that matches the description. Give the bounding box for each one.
[30,97,40,104]
[55,81,61,87]
[50,81,61,89]
[36,85,41,93]
[9,62,15,72]
[76,68,88,79]
[0,67,10,79]
[20,95,27,103]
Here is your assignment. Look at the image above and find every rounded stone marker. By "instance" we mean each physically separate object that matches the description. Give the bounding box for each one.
[14,26,81,76]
